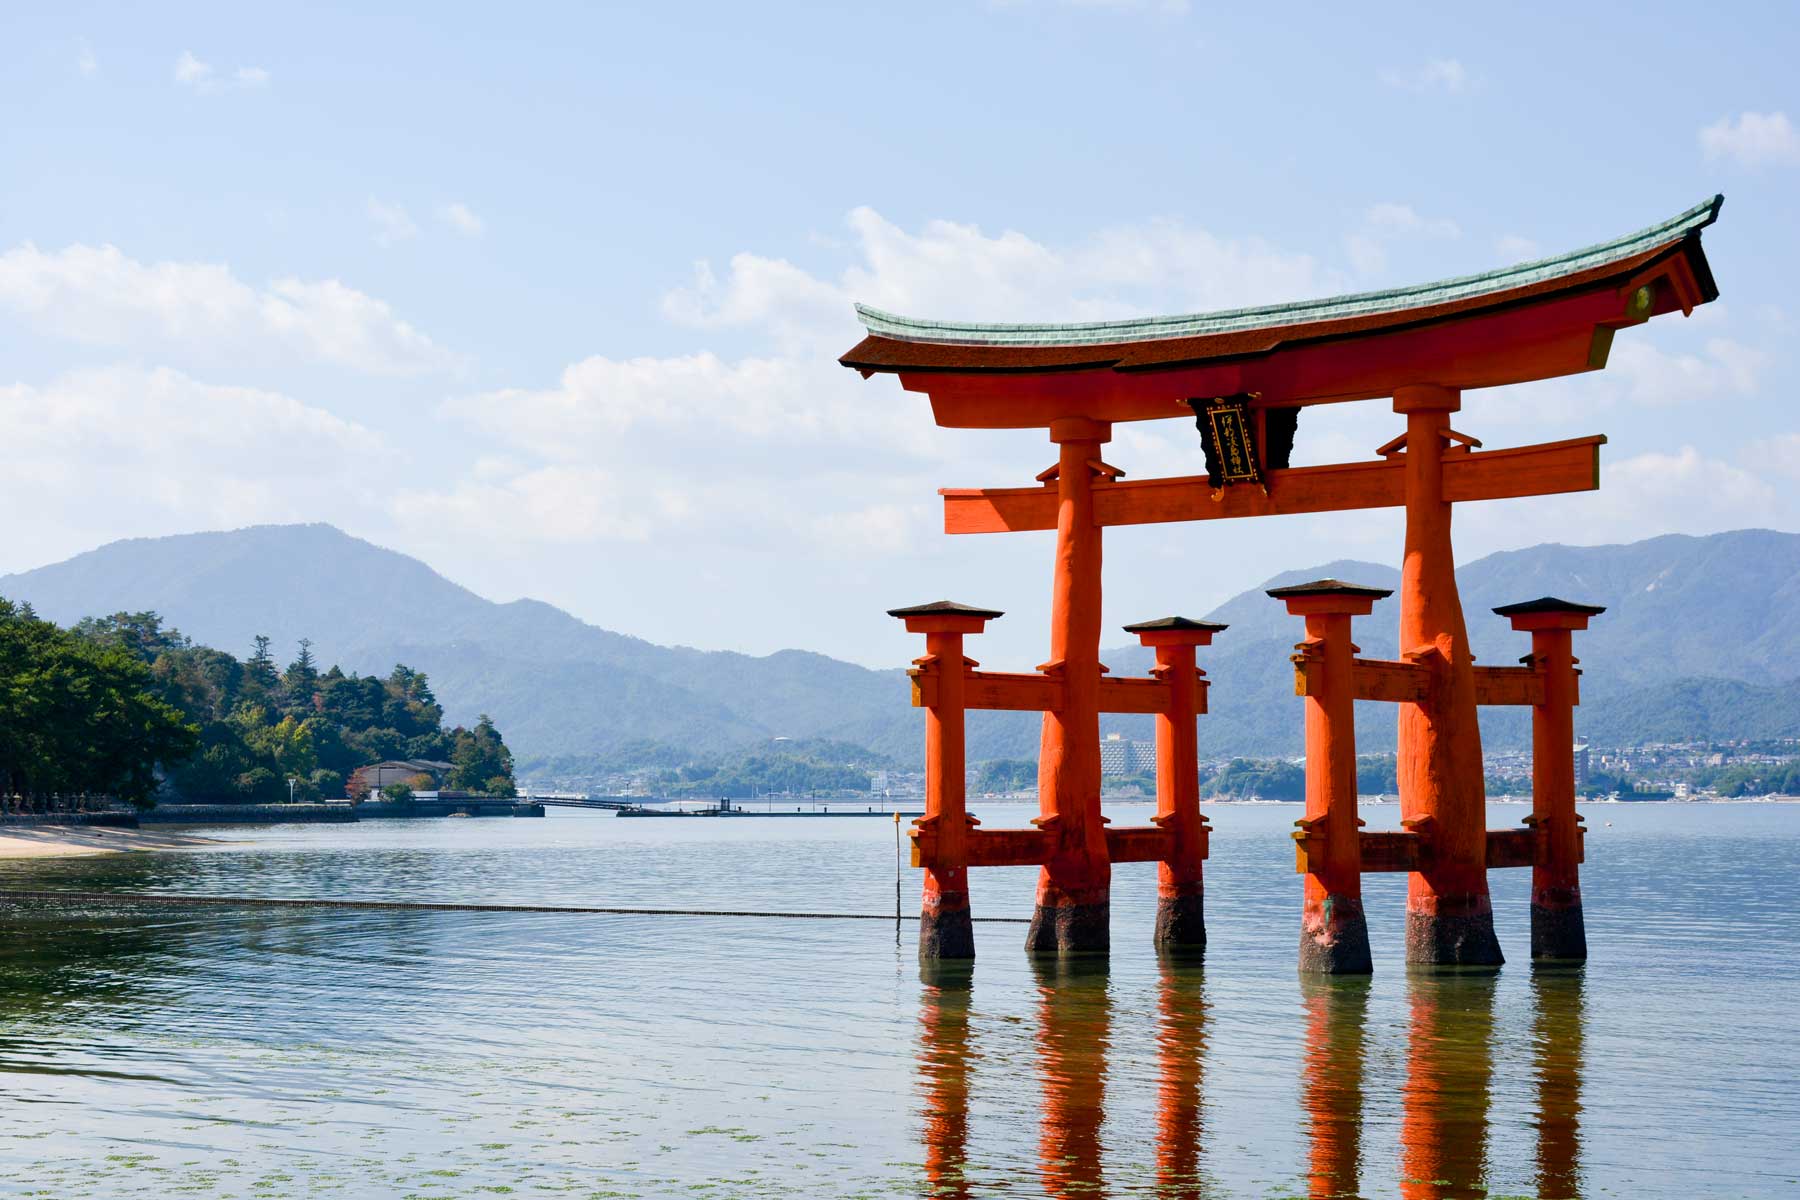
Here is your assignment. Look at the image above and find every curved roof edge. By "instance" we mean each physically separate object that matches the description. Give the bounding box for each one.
[853,196,1721,349]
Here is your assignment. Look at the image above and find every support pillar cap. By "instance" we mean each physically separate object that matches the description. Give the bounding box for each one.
[1266,578,1392,617]
[888,600,1002,635]
[1493,596,1606,632]
[1123,615,1228,647]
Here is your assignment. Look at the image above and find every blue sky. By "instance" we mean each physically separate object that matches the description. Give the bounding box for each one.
[2,3,1796,667]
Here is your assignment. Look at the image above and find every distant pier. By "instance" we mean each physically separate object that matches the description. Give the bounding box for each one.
[529,793,922,819]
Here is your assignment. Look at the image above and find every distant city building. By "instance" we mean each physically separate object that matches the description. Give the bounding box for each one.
[1573,741,1590,787]
[1100,733,1156,777]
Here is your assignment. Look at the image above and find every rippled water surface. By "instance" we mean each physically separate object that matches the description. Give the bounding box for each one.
[0,802,1794,1198]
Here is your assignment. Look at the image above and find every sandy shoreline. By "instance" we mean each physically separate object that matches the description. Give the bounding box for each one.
[0,826,234,860]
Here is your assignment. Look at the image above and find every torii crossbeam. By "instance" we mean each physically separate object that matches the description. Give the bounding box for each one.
[845,196,1723,965]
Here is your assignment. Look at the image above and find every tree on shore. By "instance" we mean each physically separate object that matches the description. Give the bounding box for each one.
[451,715,516,797]
[39,609,519,805]
[0,599,198,809]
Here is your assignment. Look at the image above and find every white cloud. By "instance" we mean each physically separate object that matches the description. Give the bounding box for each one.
[1589,446,1776,536]
[0,367,389,564]
[1743,433,1800,481]
[1363,203,1460,238]
[174,51,208,85]
[1382,58,1471,93]
[1066,0,1190,11]
[1468,332,1769,427]
[994,0,1190,12]
[1609,337,1767,408]
[394,465,660,544]
[439,202,485,236]
[76,40,97,78]
[433,206,1343,553]
[1496,234,1540,263]
[1345,202,1460,275]
[174,51,270,94]
[667,206,1337,353]
[0,241,456,375]
[1455,444,1786,567]
[1700,111,1800,168]
[367,198,419,248]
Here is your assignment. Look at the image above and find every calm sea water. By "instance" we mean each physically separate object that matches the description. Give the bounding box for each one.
[0,801,1793,1199]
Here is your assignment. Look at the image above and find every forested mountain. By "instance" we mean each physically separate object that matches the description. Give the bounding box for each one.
[7,524,1800,772]
[0,602,516,806]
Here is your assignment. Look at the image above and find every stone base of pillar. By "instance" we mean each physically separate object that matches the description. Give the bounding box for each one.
[919,892,976,960]
[1404,905,1504,967]
[1026,895,1110,954]
[1299,896,1372,975]
[1530,902,1587,962]
[1153,888,1206,954]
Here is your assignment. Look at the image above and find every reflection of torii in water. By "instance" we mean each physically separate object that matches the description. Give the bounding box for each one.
[853,197,1724,966]
[913,962,1587,1195]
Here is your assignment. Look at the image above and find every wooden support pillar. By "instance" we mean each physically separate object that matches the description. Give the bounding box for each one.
[1497,597,1605,962]
[1300,975,1369,1200]
[1028,417,1113,954]
[889,601,1002,960]
[1393,385,1502,967]
[1127,616,1226,954]
[1272,580,1390,974]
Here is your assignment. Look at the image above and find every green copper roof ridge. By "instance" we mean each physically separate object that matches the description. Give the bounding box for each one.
[853,195,1722,348]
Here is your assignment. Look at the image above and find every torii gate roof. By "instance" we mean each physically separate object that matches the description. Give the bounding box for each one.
[841,197,1722,429]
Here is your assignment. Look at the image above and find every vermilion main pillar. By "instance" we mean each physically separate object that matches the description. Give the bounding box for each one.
[1272,580,1390,974]
[1027,418,1113,954]
[1496,597,1605,962]
[1393,385,1503,967]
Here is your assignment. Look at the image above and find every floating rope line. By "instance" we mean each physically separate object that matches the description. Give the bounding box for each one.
[0,889,1033,923]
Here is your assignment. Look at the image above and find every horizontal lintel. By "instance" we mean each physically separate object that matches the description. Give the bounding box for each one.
[1485,827,1538,870]
[1472,665,1549,707]
[910,669,1200,715]
[912,824,1192,870]
[942,435,1605,535]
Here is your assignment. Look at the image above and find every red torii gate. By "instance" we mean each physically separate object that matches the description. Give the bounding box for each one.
[846,196,1723,967]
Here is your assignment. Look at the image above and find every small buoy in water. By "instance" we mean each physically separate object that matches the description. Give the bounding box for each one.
[1604,821,1613,827]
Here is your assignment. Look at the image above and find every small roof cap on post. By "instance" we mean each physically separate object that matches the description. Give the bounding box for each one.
[888,599,1003,634]
[1494,595,1606,632]
[1123,615,1228,647]
[1266,578,1393,617]
[1491,596,1607,618]
[1265,578,1394,600]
